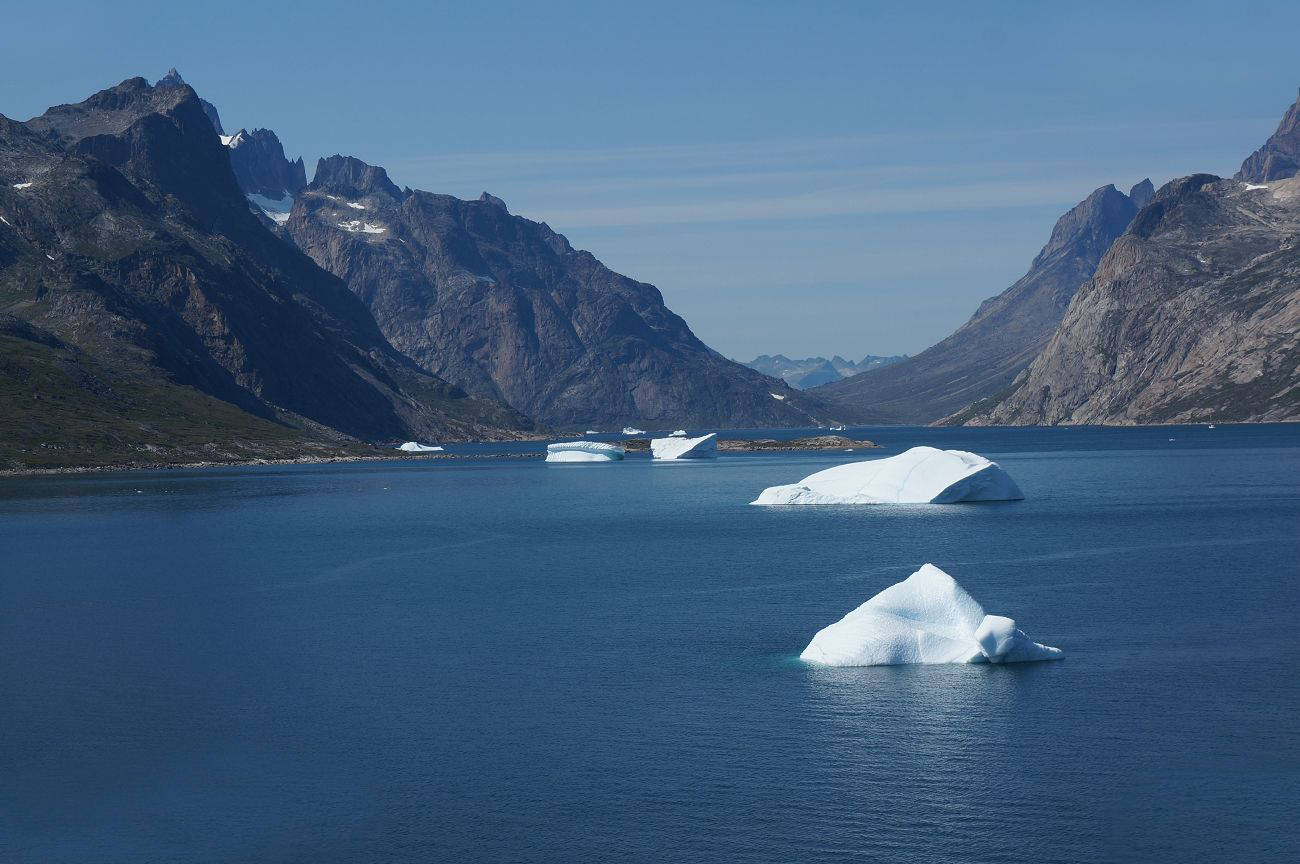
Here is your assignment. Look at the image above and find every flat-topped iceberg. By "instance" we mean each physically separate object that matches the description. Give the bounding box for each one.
[651,432,717,460]
[801,563,1062,667]
[397,442,443,452]
[751,445,1022,505]
[546,441,625,462]
[622,427,647,435]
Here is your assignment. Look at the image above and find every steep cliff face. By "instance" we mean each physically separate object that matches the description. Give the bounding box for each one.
[953,175,1300,425]
[284,156,842,428]
[1237,89,1300,182]
[814,183,1143,422]
[0,75,529,467]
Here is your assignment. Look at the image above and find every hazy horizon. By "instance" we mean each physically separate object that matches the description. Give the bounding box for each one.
[4,0,1297,359]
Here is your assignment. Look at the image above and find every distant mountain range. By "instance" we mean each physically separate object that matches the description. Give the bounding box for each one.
[740,354,905,389]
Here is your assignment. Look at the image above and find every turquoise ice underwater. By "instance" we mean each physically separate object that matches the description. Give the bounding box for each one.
[1,424,1298,862]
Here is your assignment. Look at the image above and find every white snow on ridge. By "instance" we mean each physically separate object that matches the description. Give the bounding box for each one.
[337,219,387,234]
[1244,183,1269,190]
[0,216,9,226]
[346,201,366,210]
[752,446,1022,505]
[219,134,235,147]
[246,193,294,225]
[397,441,443,452]
[12,182,32,190]
[546,441,625,462]
[770,392,785,400]
[651,433,717,460]
[800,563,1062,667]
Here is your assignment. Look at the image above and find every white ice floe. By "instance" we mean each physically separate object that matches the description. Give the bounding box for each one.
[622,427,647,436]
[12,182,32,190]
[546,441,625,462]
[337,219,386,234]
[1244,183,1269,190]
[397,442,443,452]
[651,432,717,460]
[670,429,687,437]
[770,392,786,400]
[346,201,366,209]
[751,445,1022,505]
[800,563,1062,667]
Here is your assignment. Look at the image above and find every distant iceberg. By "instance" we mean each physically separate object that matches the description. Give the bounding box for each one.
[546,441,625,462]
[397,442,443,452]
[651,432,717,460]
[669,429,687,437]
[752,445,1022,505]
[584,430,601,435]
[801,563,1062,667]
[622,427,647,435]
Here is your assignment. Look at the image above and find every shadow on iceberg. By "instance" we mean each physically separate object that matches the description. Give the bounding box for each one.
[545,441,625,462]
[800,563,1061,667]
[751,445,1022,505]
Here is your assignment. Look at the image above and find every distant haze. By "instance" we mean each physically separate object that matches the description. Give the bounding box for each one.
[4,1,1297,357]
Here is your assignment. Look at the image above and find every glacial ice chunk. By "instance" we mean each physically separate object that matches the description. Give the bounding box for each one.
[546,441,625,462]
[622,427,647,435]
[651,433,717,460]
[397,442,443,452]
[800,563,1062,667]
[751,445,1022,505]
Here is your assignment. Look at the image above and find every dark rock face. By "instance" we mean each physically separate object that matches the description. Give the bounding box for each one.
[741,354,904,389]
[1,76,530,462]
[952,175,1300,425]
[1129,178,1156,209]
[815,184,1141,423]
[1236,89,1300,182]
[284,156,842,428]
[226,128,307,200]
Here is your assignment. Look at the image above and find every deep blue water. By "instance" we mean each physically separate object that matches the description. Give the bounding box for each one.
[2,425,1298,863]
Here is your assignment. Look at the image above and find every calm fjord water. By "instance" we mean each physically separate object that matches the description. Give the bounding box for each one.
[2,425,1298,863]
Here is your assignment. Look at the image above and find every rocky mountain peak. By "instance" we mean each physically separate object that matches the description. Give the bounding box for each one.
[1032,184,1138,268]
[1128,178,1155,208]
[478,191,508,210]
[312,155,403,200]
[1236,88,1300,182]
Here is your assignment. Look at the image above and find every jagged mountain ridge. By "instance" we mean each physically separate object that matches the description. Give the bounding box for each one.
[278,154,845,428]
[0,73,529,467]
[742,353,905,389]
[813,180,1148,422]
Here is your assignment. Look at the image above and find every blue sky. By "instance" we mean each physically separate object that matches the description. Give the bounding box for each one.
[2,1,1297,359]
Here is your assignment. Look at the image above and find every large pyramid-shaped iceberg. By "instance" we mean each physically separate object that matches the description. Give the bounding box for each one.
[752,446,1022,505]
[800,564,1062,667]
[546,441,625,462]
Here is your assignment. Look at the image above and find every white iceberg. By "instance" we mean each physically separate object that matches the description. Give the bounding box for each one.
[622,427,647,436]
[546,441,625,462]
[651,432,717,460]
[751,445,1022,505]
[669,429,688,437]
[397,442,443,452]
[584,430,601,435]
[801,563,1062,667]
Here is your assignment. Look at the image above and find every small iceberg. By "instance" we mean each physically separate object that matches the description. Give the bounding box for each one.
[751,445,1022,505]
[622,427,647,436]
[397,442,443,452]
[801,563,1062,667]
[651,433,717,460]
[584,430,601,435]
[546,441,625,462]
[669,429,688,437]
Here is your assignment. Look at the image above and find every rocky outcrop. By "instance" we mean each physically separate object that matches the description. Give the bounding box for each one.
[224,128,306,200]
[1237,89,1300,183]
[283,156,844,428]
[814,183,1144,422]
[952,174,1300,425]
[0,75,530,467]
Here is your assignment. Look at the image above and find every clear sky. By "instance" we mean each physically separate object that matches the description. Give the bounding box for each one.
[2,1,1297,360]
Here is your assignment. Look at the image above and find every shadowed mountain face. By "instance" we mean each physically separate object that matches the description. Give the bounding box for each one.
[283,156,842,428]
[1237,89,1300,182]
[813,182,1143,423]
[0,75,529,467]
[954,174,1300,425]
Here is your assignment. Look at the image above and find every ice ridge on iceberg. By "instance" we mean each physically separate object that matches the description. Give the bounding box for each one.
[651,433,717,460]
[801,563,1062,667]
[546,441,625,462]
[752,445,1022,505]
[397,442,443,452]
